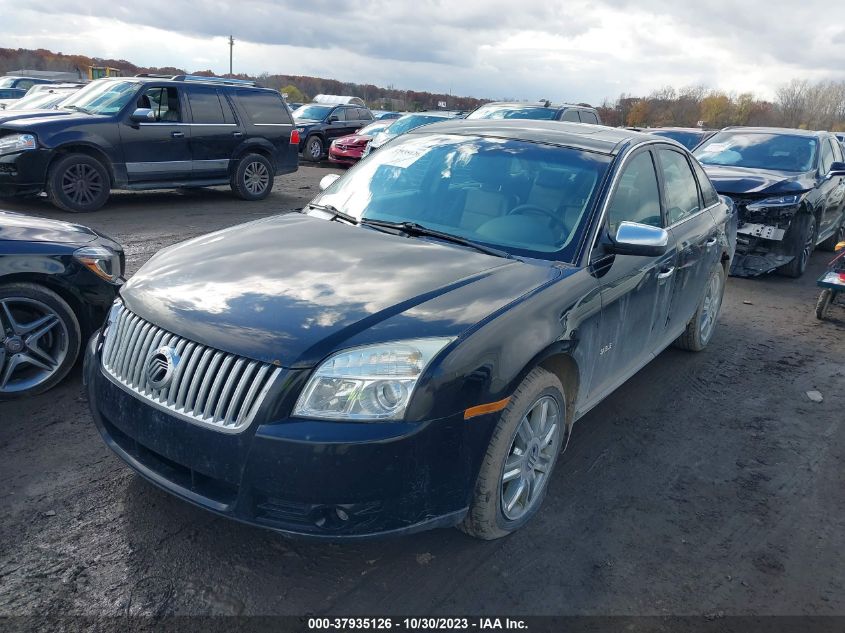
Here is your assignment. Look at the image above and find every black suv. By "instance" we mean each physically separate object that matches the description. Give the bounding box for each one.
[466,101,602,125]
[0,75,299,212]
[292,103,374,162]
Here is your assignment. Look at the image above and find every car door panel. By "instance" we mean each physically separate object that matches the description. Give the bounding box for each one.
[120,86,191,182]
[186,86,240,178]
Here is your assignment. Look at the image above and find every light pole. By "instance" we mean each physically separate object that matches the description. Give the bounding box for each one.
[229,35,234,75]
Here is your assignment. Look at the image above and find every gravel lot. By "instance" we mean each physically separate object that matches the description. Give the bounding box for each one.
[1,165,844,620]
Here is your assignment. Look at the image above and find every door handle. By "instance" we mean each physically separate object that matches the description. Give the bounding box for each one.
[657,266,675,281]
[171,131,184,138]
[233,131,243,138]
[705,236,718,246]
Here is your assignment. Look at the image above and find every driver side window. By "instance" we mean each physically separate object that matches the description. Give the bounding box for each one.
[606,151,663,236]
[137,87,181,123]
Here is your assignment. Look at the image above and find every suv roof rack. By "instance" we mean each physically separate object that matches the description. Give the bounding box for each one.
[134,73,257,87]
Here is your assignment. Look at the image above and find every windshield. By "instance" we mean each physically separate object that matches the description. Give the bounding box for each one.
[59,80,139,115]
[357,121,391,136]
[467,104,557,121]
[7,92,70,110]
[312,133,610,261]
[293,105,332,121]
[694,131,818,172]
[0,77,17,88]
[384,114,446,135]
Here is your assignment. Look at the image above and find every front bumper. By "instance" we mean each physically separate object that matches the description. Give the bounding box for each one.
[328,144,364,166]
[0,148,52,196]
[84,334,476,539]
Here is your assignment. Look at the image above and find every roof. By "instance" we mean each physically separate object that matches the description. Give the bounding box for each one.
[477,101,597,111]
[647,127,713,133]
[719,126,829,137]
[313,94,366,106]
[407,119,654,154]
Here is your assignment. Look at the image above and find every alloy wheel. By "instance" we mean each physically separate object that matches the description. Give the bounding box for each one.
[308,139,322,160]
[500,395,561,521]
[0,298,69,395]
[799,223,815,273]
[244,161,270,195]
[61,163,103,207]
[699,271,723,343]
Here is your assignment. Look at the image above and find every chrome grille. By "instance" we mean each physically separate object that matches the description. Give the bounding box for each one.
[101,303,280,432]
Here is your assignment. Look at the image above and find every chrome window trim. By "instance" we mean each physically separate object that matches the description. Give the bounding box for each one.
[253,123,293,127]
[138,122,238,127]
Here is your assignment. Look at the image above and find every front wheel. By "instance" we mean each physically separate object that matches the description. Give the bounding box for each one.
[674,262,726,352]
[0,282,81,400]
[459,367,567,540]
[815,289,834,320]
[778,214,816,278]
[230,153,274,201]
[304,136,324,162]
[46,154,110,213]
[819,221,845,252]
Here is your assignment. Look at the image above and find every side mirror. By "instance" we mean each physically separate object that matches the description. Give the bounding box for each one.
[319,173,340,191]
[327,115,339,123]
[607,221,669,257]
[130,108,156,123]
[828,161,845,177]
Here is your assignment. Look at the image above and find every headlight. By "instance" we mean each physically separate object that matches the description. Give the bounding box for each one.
[293,338,453,421]
[0,133,36,156]
[74,246,122,282]
[746,194,803,210]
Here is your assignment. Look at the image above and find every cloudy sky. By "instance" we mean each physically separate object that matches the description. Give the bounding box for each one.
[2,1,845,103]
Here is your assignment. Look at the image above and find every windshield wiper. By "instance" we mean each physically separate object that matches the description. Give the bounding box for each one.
[306,203,359,225]
[63,105,92,115]
[361,219,514,260]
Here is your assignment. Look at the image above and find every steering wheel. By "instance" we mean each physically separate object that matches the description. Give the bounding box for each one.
[506,204,568,231]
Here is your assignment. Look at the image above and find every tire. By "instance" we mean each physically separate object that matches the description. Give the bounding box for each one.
[819,220,845,252]
[303,136,324,162]
[0,282,81,400]
[815,289,833,320]
[230,153,274,201]
[46,153,110,213]
[777,214,816,278]
[674,262,726,352]
[459,367,568,540]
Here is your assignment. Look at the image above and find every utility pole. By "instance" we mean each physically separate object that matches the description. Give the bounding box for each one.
[228,35,234,75]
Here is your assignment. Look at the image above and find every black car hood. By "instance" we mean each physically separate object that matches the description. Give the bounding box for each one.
[121,214,559,368]
[0,108,71,125]
[0,210,99,245]
[701,164,817,196]
[1,111,107,132]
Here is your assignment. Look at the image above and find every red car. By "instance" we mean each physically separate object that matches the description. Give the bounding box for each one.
[328,120,393,166]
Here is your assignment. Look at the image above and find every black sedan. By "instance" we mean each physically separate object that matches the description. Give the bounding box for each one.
[694,127,845,277]
[85,121,735,539]
[1,211,123,398]
[646,127,716,150]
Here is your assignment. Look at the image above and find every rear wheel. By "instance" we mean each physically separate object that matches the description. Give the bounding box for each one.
[674,262,726,352]
[46,154,110,213]
[778,214,816,278]
[0,282,81,400]
[230,153,274,201]
[459,367,567,540]
[304,136,324,162]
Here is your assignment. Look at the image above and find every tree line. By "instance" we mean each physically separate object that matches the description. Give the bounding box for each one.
[596,81,845,131]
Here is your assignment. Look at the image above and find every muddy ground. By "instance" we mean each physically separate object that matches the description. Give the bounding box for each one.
[1,165,844,622]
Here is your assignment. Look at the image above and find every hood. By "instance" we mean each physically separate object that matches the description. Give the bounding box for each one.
[0,210,99,245]
[701,164,816,197]
[121,213,558,368]
[1,111,110,132]
[335,134,370,145]
[0,108,72,125]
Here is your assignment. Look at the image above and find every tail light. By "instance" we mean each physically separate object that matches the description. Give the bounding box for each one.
[290,130,300,145]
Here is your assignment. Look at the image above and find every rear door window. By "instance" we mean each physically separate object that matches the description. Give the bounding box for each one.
[692,159,720,207]
[579,111,599,124]
[235,90,292,125]
[658,149,702,225]
[561,109,580,122]
[187,87,227,124]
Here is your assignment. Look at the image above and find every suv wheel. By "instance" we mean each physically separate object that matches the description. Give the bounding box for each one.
[47,154,110,213]
[0,282,81,400]
[819,220,845,252]
[778,214,816,278]
[304,136,324,162]
[231,153,274,201]
[459,367,567,540]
